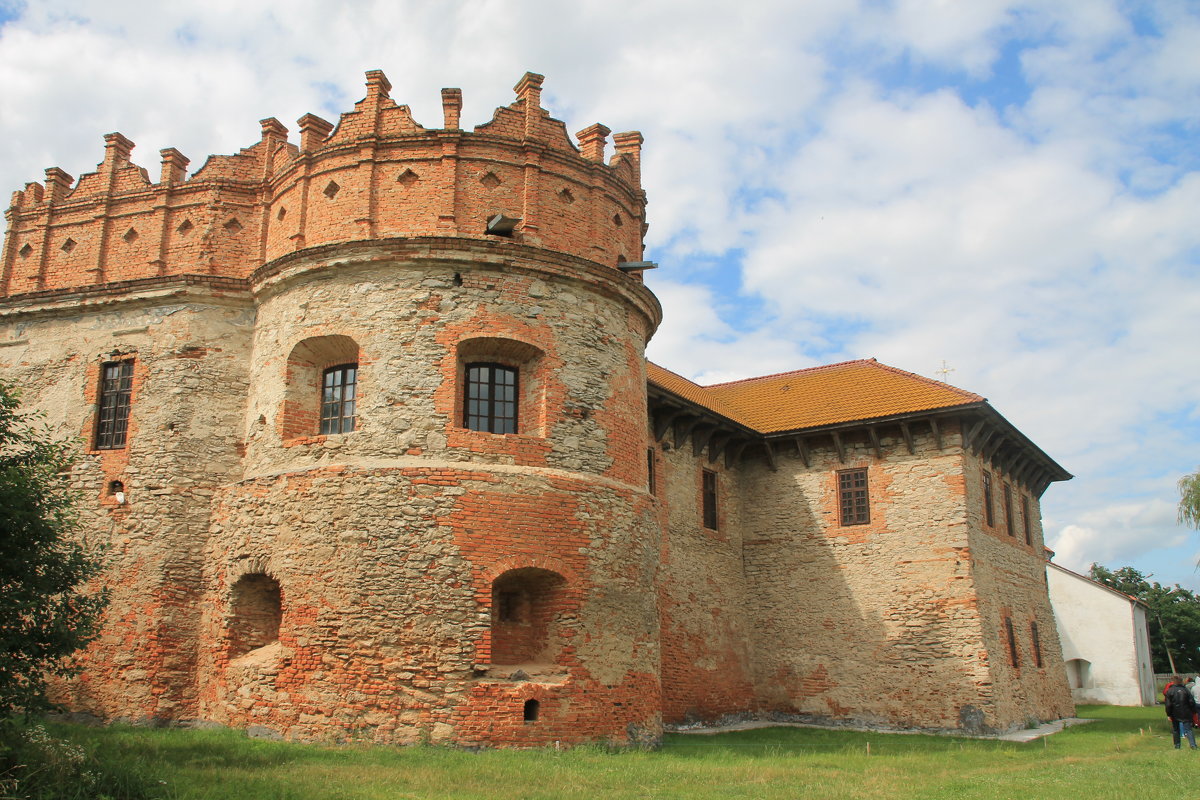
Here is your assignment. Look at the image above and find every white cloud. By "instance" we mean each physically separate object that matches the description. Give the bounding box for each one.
[0,0,1198,588]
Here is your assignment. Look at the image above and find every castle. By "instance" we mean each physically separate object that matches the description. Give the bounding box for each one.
[0,71,1074,746]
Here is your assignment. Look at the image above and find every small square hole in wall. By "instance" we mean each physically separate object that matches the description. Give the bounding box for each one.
[397,168,419,186]
[123,228,139,243]
[19,244,33,258]
[323,180,341,199]
[176,219,194,235]
[523,699,540,722]
[480,171,501,188]
[558,187,575,204]
[276,207,287,221]
[61,238,77,253]
[613,213,623,227]
[224,217,243,234]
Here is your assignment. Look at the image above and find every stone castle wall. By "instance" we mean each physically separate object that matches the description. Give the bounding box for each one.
[0,70,1072,745]
[656,418,1073,734]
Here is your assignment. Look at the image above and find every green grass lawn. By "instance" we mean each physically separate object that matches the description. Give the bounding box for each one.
[7,705,1195,800]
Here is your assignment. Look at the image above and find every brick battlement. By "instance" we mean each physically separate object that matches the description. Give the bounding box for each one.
[1,70,646,298]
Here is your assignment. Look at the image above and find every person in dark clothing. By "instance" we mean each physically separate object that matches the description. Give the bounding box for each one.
[1165,675,1198,749]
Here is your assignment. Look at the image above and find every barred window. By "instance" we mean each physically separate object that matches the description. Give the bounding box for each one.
[320,364,357,435]
[702,469,718,530]
[1030,621,1043,668]
[95,360,134,450]
[1022,496,1033,545]
[838,468,870,526]
[465,363,518,434]
[1003,483,1014,537]
[1005,617,1020,667]
[983,472,995,527]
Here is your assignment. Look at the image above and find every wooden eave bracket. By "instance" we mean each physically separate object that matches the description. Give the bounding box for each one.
[868,427,883,460]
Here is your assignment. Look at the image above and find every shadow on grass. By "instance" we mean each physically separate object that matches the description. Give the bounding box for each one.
[659,705,1161,759]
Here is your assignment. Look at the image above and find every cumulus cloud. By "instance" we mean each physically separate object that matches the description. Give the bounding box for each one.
[1,0,1198,584]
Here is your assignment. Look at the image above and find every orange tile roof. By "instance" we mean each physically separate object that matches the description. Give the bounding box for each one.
[648,359,983,434]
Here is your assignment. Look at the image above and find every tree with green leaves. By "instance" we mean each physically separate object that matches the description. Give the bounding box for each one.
[1181,469,1200,530]
[1089,563,1200,674]
[0,380,107,716]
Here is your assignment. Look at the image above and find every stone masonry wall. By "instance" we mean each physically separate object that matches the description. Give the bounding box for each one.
[0,286,253,722]
[656,439,756,723]
[961,451,1075,728]
[736,422,999,731]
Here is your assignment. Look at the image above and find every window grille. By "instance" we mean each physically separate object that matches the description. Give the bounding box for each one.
[838,468,870,526]
[465,363,518,434]
[320,364,357,435]
[702,470,718,530]
[95,360,134,449]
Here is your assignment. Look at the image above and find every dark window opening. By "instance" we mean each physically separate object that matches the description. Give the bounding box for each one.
[523,699,540,722]
[496,589,524,623]
[465,363,518,434]
[983,472,995,527]
[320,364,357,435]
[95,360,134,450]
[838,468,870,526]
[1005,617,1020,668]
[1030,621,1043,668]
[702,470,718,530]
[647,448,656,495]
[490,568,568,666]
[229,573,282,658]
[1003,483,1014,537]
[1022,496,1033,545]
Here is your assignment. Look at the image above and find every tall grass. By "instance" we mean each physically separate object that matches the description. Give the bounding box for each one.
[7,705,1192,800]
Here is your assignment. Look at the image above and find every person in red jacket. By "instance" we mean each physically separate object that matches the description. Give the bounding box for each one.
[1165,675,1198,749]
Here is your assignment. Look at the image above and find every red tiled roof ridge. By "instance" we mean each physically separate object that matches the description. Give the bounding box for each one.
[645,360,704,388]
[704,358,881,389]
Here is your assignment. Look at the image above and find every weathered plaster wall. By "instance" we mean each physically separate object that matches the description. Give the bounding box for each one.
[1047,564,1155,706]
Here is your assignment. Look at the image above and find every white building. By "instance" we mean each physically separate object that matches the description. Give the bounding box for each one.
[1046,561,1156,706]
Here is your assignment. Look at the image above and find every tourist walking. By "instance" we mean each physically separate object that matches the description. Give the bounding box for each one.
[1165,675,1197,749]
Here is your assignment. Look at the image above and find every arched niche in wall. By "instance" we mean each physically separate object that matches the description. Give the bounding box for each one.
[1065,658,1092,690]
[228,573,282,658]
[456,337,545,437]
[490,567,568,667]
[281,334,360,440]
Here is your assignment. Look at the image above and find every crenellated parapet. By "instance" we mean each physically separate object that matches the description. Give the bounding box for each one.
[1,70,646,298]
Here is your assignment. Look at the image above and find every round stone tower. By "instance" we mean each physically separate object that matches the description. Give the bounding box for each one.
[0,70,663,746]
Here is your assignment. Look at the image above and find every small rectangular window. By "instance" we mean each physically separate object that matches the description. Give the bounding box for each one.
[838,468,870,526]
[465,363,518,434]
[647,447,656,495]
[982,472,994,527]
[1003,483,1014,537]
[702,470,718,530]
[95,360,134,450]
[320,364,357,435]
[1005,617,1020,668]
[1030,621,1043,668]
[1022,496,1033,545]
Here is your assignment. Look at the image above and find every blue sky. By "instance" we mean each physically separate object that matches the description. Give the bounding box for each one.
[1,0,1198,587]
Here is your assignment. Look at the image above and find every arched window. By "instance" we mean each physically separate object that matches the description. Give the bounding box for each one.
[465,363,518,434]
[228,573,282,657]
[281,335,360,439]
[490,568,568,666]
[456,337,544,437]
